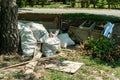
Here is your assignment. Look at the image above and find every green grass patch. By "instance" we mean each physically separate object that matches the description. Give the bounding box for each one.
[49,70,74,80]
[1,47,120,80]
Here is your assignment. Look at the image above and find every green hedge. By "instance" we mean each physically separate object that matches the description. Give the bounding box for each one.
[19,13,120,22]
[62,13,120,22]
[83,36,120,62]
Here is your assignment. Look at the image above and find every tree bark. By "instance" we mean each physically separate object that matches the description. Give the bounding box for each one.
[0,0,19,54]
[41,1,44,7]
[63,0,67,4]
[107,0,111,9]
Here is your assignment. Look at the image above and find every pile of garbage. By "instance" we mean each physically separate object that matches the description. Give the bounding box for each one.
[68,21,115,42]
[18,20,115,57]
[18,21,75,57]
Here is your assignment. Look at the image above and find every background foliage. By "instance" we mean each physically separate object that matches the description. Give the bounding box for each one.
[16,0,120,9]
[83,36,120,62]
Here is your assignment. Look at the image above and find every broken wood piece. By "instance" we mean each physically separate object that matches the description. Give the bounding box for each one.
[45,60,84,74]
[0,53,62,71]
[24,47,41,74]
[24,61,38,74]
[79,20,87,28]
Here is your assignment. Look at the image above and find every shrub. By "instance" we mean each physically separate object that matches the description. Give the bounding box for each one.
[83,36,120,62]
[17,0,27,7]
[62,13,120,22]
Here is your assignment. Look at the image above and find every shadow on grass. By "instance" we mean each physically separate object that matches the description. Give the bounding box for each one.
[90,56,120,68]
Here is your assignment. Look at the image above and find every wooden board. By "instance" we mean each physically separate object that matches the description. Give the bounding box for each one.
[68,26,90,42]
[45,60,84,74]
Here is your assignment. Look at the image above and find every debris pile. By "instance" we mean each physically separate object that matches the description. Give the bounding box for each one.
[18,21,75,57]
[68,21,115,43]
[17,21,76,76]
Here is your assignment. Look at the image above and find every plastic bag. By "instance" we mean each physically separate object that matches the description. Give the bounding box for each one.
[58,33,75,48]
[27,22,49,43]
[103,22,114,38]
[18,22,28,31]
[42,37,61,57]
[20,27,37,56]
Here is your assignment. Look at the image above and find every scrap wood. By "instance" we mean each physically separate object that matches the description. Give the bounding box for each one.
[24,47,42,74]
[0,53,62,71]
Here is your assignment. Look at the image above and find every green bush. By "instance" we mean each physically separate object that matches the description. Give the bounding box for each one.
[83,36,120,62]
[62,13,120,22]
[17,0,27,7]
[96,0,107,8]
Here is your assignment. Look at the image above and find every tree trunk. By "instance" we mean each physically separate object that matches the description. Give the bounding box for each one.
[71,0,75,8]
[108,0,111,9]
[41,0,45,7]
[0,0,19,54]
[63,0,67,4]
[81,1,85,8]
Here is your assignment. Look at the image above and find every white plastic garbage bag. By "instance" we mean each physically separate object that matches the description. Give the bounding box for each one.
[20,27,37,56]
[18,22,27,31]
[42,37,61,57]
[27,22,49,43]
[58,33,75,48]
[18,21,60,57]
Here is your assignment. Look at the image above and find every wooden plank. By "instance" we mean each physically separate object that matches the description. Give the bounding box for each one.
[45,60,84,74]
[68,26,90,42]
[0,53,62,71]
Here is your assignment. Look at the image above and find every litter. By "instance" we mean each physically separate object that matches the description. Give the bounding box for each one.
[103,22,114,38]
[18,21,76,57]
[45,60,84,74]
[58,33,75,48]
[18,21,61,57]
[42,37,61,57]
[27,22,49,43]
[20,27,37,56]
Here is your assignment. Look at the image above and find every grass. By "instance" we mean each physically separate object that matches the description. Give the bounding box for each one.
[39,49,120,80]
[0,48,120,80]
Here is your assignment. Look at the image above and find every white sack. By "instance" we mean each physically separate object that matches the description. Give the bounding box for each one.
[27,22,49,43]
[42,37,61,57]
[58,33,75,48]
[20,27,37,56]
[18,22,27,31]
